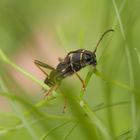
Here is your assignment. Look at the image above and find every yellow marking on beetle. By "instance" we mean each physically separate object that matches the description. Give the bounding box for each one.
[61,68,66,72]
[69,54,73,63]
[80,49,85,61]
[69,54,74,71]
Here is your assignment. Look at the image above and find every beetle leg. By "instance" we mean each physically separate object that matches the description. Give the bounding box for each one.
[63,96,67,113]
[57,89,67,113]
[43,84,59,99]
[61,92,67,113]
[34,60,49,76]
[75,72,86,93]
[34,60,55,76]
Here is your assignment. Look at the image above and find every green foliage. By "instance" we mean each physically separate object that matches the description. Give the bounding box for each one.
[0,0,140,140]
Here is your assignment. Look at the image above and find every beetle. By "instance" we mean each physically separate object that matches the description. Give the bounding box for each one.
[34,29,114,111]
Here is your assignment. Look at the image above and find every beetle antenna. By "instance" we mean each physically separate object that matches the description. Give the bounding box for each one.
[93,29,114,53]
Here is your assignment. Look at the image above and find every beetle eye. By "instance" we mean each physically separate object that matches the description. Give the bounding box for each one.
[84,54,91,61]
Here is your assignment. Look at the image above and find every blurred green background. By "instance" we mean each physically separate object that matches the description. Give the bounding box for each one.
[0,0,140,140]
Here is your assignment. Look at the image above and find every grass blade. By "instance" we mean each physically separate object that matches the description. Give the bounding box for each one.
[111,1,136,139]
[0,77,39,140]
[40,121,69,140]
[63,122,78,140]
